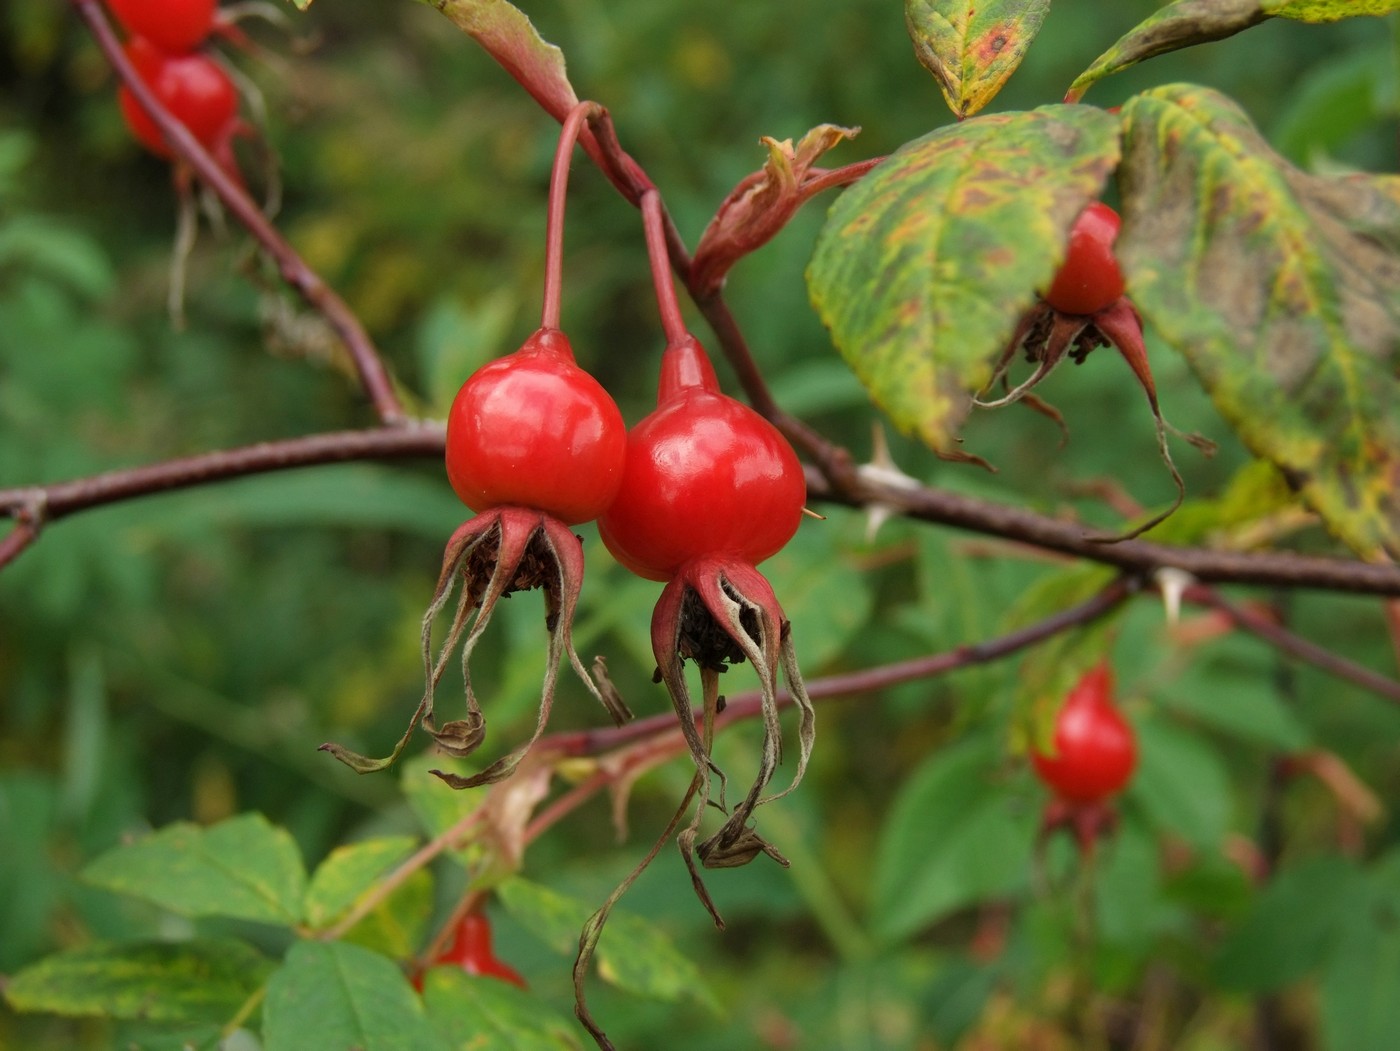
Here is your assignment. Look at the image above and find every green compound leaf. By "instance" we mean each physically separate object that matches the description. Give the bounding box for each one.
[1117,84,1400,557]
[1065,0,1400,102]
[4,939,273,1023]
[83,813,307,927]
[423,969,581,1050]
[807,105,1120,461]
[905,0,1050,120]
[423,0,578,120]
[263,941,447,1051]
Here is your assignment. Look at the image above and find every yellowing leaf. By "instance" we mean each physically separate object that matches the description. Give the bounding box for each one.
[1117,84,1400,557]
[423,0,578,119]
[82,813,307,927]
[905,0,1050,119]
[1065,0,1267,104]
[807,105,1120,460]
[1266,0,1400,19]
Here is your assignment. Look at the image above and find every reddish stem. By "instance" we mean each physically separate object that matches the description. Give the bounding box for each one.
[548,576,1141,759]
[72,0,406,425]
[641,190,689,345]
[541,102,605,330]
[0,425,444,569]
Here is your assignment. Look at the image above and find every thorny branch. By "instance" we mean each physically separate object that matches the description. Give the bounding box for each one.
[3,2,1387,707]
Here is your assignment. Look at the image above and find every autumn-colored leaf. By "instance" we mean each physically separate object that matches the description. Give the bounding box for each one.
[1265,0,1400,20]
[1064,0,1267,104]
[806,105,1120,461]
[1117,84,1400,557]
[905,0,1050,119]
[1065,0,1400,103]
[421,0,578,119]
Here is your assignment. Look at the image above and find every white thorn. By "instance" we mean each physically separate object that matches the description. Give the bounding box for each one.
[854,423,923,542]
[1155,567,1195,628]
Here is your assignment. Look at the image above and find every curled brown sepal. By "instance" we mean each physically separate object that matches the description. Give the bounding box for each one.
[975,295,1215,542]
[319,506,629,788]
[689,124,862,298]
[651,556,815,925]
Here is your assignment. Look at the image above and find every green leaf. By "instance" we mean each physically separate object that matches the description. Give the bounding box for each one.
[1265,0,1400,19]
[1065,1,1268,104]
[1212,856,1365,991]
[1093,819,1181,949]
[1273,46,1396,167]
[495,877,718,1010]
[1156,645,1311,751]
[303,836,432,957]
[83,813,307,927]
[1118,84,1400,557]
[263,941,448,1051]
[871,736,1036,942]
[807,105,1120,461]
[0,215,115,300]
[1320,903,1400,1051]
[304,836,420,929]
[1126,717,1231,849]
[423,0,579,121]
[423,969,581,1050]
[905,0,1050,119]
[4,940,272,1023]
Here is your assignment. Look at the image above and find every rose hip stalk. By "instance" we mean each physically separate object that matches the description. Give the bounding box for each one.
[322,103,629,790]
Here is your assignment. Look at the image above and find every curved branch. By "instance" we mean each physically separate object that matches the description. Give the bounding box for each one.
[805,468,1400,597]
[5,424,1400,597]
[0,425,445,568]
[550,576,1141,759]
[1184,585,1400,701]
[72,0,407,425]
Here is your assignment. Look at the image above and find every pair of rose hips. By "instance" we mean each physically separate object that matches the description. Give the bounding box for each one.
[430,320,809,878]
[109,0,243,176]
[444,326,804,582]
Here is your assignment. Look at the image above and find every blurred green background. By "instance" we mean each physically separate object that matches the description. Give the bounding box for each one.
[2,1,1399,1048]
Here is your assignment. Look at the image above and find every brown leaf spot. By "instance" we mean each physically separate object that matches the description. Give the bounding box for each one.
[976,23,1013,61]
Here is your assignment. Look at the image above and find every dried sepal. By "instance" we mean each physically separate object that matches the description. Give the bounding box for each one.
[652,557,815,915]
[320,506,627,788]
[973,294,1216,541]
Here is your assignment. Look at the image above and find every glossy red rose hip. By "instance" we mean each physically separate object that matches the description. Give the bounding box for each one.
[1043,201,1125,316]
[118,37,238,159]
[1030,661,1137,804]
[108,0,218,54]
[598,336,805,581]
[445,327,626,525]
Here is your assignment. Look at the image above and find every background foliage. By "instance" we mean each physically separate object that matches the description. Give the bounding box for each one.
[2,0,1399,1048]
